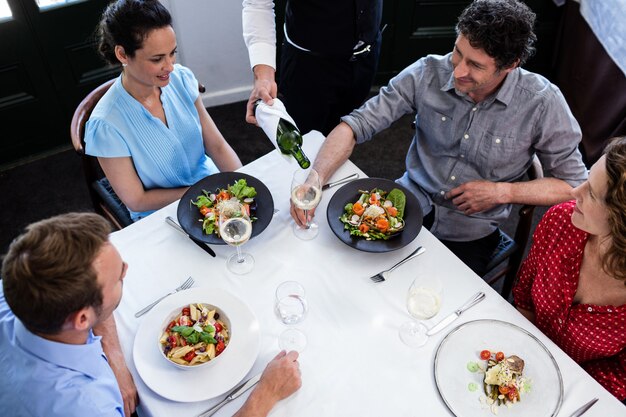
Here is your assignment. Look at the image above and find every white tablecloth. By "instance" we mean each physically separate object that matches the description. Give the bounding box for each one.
[111,132,623,417]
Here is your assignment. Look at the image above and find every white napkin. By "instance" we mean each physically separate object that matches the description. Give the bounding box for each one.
[255,98,299,164]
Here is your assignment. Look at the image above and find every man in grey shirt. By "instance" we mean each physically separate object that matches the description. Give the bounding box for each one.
[291,0,587,275]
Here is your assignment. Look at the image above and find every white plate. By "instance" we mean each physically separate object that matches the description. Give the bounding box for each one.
[133,287,260,402]
[434,319,563,417]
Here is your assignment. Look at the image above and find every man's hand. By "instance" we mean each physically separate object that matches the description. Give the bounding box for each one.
[246,64,277,125]
[289,198,317,228]
[445,180,510,215]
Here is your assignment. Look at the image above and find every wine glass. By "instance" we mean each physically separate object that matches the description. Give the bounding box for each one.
[218,200,254,275]
[399,274,442,348]
[275,281,308,352]
[290,168,322,240]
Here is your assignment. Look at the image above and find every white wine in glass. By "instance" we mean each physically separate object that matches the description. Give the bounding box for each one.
[399,275,442,348]
[291,168,322,240]
[218,201,254,274]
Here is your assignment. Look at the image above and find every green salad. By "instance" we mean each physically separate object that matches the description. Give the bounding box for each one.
[339,188,406,240]
[191,179,257,236]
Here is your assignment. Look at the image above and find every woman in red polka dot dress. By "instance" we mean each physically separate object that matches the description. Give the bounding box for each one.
[513,136,626,402]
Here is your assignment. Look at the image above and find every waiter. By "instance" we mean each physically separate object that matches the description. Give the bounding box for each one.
[243,0,383,136]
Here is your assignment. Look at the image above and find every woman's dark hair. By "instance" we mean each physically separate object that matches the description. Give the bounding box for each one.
[97,0,172,65]
[602,136,626,282]
[456,0,537,70]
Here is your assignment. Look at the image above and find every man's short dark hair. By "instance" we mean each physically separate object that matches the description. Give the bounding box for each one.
[456,0,537,70]
[2,213,111,335]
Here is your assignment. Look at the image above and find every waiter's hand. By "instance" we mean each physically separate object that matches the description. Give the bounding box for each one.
[445,180,508,215]
[246,64,277,125]
[290,200,316,228]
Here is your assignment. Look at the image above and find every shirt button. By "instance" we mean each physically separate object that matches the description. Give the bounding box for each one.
[450,175,456,180]
[441,116,446,121]
[440,191,445,195]
[607,308,613,313]
[587,307,593,312]
[464,134,469,140]
[495,138,501,144]
[460,154,465,158]
[557,318,562,324]
[472,107,477,112]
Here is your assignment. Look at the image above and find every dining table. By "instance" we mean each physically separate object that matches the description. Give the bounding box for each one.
[110,131,624,417]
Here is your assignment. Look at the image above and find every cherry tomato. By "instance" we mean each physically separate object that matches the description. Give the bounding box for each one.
[352,202,364,216]
[480,350,491,360]
[216,340,225,355]
[182,307,191,317]
[167,335,177,347]
[183,350,196,362]
[507,390,518,401]
[369,195,379,205]
[495,351,505,361]
[180,337,187,346]
[359,224,370,233]
[498,385,510,394]
[199,206,210,216]
[214,322,223,333]
[167,320,177,331]
[386,206,398,217]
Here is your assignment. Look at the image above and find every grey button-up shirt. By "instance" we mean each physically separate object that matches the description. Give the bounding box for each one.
[342,53,587,241]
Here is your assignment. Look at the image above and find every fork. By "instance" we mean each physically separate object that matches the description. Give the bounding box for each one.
[134,276,195,317]
[369,246,426,283]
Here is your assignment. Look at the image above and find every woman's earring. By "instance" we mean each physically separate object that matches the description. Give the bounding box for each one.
[122,63,127,67]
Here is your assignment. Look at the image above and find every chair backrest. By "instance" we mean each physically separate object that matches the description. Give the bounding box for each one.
[490,155,544,298]
[70,78,131,230]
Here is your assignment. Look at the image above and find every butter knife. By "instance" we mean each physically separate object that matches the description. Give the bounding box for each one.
[197,373,262,417]
[322,173,359,190]
[569,398,598,417]
[165,216,216,258]
[426,292,485,336]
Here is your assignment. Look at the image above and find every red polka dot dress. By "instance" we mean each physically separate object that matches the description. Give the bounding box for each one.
[513,201,626,401]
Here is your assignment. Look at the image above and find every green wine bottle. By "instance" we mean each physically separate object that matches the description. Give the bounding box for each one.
[254,100,311,169]
[275,118,311,169]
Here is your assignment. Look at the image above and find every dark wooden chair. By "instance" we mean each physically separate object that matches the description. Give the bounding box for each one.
[484,155,543,298]
[70,79,208,230]
[70,78,132,230]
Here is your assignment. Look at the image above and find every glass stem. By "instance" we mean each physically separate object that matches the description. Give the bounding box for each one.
[235,245,244,263]
[304,209,310,229]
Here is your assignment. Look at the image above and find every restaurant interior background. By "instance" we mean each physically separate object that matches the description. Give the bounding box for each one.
[0,0,624,264]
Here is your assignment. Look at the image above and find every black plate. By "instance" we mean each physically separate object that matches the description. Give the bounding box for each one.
[177,172,274,245]
[326,178,422,253]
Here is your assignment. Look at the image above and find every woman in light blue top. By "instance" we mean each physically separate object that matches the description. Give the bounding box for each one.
[85,0,242,221]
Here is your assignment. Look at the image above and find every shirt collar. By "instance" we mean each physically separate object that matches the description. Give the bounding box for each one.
[440,64,520,107]
[15,319,107,379]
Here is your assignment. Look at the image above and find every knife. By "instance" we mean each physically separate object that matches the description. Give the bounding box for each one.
[197,373,262,417]
[569,398,598,417]
[322,173,359,190]
[426,292,485,336]
[165,216,216,258]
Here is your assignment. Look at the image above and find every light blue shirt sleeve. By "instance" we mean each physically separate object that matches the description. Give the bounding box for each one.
[85,118,132,158]
[176,64,201,102]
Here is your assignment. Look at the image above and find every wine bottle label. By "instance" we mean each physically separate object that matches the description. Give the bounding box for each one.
[254,98,299,163]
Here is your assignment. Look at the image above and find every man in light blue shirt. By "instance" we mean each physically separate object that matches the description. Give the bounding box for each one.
[293,0,588,275]
[0,213,129,417]
[0,212,302,417]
